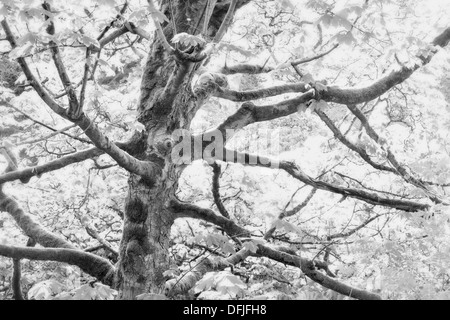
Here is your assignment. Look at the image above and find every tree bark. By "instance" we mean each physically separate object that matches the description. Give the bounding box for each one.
[115,0,251,299]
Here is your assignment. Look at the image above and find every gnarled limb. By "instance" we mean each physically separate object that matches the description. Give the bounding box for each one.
[170,199,251,238]
[214,83,310,102]
[318,27,450,105]
[255,245,381,300]
[170,201,381,300]
[0,245,115,287]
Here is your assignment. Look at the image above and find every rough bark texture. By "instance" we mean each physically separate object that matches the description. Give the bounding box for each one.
[116,0,252,299]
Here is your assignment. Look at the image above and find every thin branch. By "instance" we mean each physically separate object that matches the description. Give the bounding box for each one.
[147,0,174,52]
[213,0,238,43]
[202,149,430,212]
[346,104,445,204]
[210,161,230,218]
[291,43,339,66]
[265,188,317,239]
[1,19,67,118]
[85,225,119,260]
[315,108,395,173]
[202,0,218,36]
[42,2,81,120]
[4,103,91,144]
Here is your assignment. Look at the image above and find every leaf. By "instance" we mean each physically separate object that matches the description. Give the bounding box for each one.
[309,100,328,112]
[214,271,246,298]
[149,8,169,23]
[79,35,100,48]
[9,42,34,59]
[136,293,167,300]
[275,0,295,10]
[28,280,65,300]
[194,272,216,293]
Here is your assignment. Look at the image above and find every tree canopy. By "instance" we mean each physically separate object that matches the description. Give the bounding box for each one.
[0,0,450,300]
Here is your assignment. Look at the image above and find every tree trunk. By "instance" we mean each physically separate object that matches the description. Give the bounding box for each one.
[114,0,251,299]
[116,175,177,299]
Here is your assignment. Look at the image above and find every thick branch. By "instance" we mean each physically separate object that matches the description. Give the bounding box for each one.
[171,200,251,238]
[12,259,24,300]
[197,89,315,145]
[171,201,381,300]
[319,27,450,105]
[0,245,115,287]
[75,115,160,183]
[255,245,381,300]
[0,189,76,249]
[219,63,274,75]
[213,83,310,102]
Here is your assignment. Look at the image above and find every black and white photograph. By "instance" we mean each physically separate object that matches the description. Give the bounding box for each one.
[0,0,449,303]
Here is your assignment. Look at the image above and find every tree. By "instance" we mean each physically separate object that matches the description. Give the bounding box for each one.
[0,0,449,300]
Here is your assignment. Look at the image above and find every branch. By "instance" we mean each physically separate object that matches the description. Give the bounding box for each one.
[0,245,115,287]
[213,0,237,43]
[255,245,381,300]
[208,149,430,212]
[42,2,81,119]
[213,83,310,102]
[2,20,155,180]
[85,225,118,260]
[264,188,317,240]
[165,247,250,297]
[291,43,339,66]
[319,27,450,105]
[3,102,91,144]
[12,259,24,300]
[170,201,381,300]
[315,108,395,173]
[328,213,386,240]
[75,114,160,183]
[170,199,251,238]
[202,0,218,36]
[1,19,66,118]
[219,63,274,75]
[0,189,76,249]
[211,162,230,218]
[346,104,445,204]
[197,89,315,145]
[147,0,174,52]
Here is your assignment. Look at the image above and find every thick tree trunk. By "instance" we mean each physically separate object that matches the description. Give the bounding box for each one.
[114,0,251,299]
[116,175,177,299]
